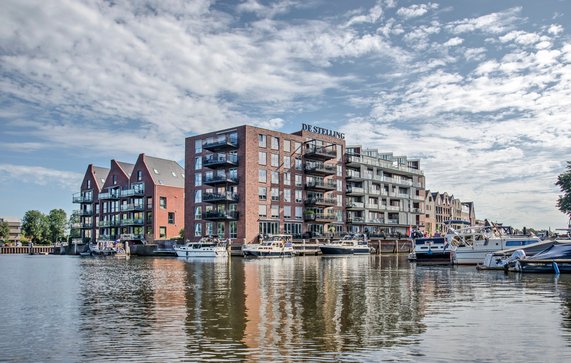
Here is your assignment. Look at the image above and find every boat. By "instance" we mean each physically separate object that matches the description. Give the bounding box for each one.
[80,241,124,257]
[408,237,452,264]
[242,234,295,257]
[174,236,229,258]
[319,234,371,255]
[478,239,562,270]
[446,222,541,265]
[508,241,571,274]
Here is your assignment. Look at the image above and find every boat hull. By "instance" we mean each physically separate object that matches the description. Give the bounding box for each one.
[411,251,452,265]
[242,250,294,258]
[175,248,228,258]
[319,246,370,255]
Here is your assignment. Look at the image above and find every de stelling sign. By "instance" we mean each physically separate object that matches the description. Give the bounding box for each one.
[301,123,345,139]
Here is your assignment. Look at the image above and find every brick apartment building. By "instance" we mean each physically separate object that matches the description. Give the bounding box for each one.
[185,124,347,244]
[422,191,476,235]
[73,154,184,243]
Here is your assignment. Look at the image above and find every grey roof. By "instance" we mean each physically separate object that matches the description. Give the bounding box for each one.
[117,162,135,178]
[92,166,110,190]
[143,155,184,188]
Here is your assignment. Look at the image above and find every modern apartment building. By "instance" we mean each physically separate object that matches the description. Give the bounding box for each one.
[0,217,21,243]
[422,191,476,234]
[185,124,346,244]
[345,147,426,236]
[73,154,184,243]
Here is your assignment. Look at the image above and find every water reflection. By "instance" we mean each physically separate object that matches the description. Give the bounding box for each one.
[1,255,571,362]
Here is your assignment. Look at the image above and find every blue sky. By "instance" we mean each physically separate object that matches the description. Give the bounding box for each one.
[1,0,570,229]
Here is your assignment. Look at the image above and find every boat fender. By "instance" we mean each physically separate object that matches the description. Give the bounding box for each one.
[553,261,560,275]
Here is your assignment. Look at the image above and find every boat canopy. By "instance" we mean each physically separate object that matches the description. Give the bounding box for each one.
[528,243,571,260]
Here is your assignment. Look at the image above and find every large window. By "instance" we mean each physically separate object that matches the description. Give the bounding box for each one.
[295,190,303,203]
[295,206,303,219]
[259,152,266,165]
[284,206,292,219]
[159,226,166,238]
[259,221,279,236]
[271,205,279,218]
[259,169,267,183]
[271,188,279,201]
[195,206,202,220]
[195,223,202,237]
[271,171,279,184]
[259,134,266,147]
[271,154,279,167]
[159,197,167,209]
[284,172,291,186]
[195,173,202,187]
[195,139,202,153]
[195,156,202,170]
[284,189,291,202]
[295,175,302,187]
[229,222,237,239]
[195,190,202,203]
[217,223,225,237]
[258,205,267,218]
[168,212,175,224]
[283,156,291,169]
[271,136,279,150]
[295,158,302,170]
[284,140,291,152]
[259,187,267,200]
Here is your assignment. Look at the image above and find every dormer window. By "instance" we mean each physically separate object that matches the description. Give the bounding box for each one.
[137,170,142,181]
[112,175,117,185]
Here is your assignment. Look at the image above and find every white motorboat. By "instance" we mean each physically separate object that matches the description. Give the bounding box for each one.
[175,237,229,258]
[408,237,452,264]
[242,234,295,257]
[319,234,371,255]
[446,223,541,264]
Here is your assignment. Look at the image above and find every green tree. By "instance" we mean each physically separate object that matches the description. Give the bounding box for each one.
[68,210,81,240]
[556,161,571,225]
[0,221,10,242]
[21,210,47,244]
[47,209,67,244]
[179,228,184,240]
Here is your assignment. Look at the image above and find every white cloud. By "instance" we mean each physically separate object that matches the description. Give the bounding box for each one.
[396,3,438,19]
[447,7,521,34]
[499,30,541,45]
[443,37,463,47]
[0,164,82,189]
[547,24,563,35]
[464,47,487,61]
[346,3,383,26]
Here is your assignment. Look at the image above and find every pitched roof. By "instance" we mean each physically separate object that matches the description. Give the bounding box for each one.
[92,166,110,190]
[143,155,184,188]
[117,161,135,178]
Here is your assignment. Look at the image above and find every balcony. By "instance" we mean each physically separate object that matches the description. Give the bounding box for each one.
[203,192,239,203]
[203,153,238,168]
[345,154,362,167]
[304,163,336,176]
[346,217,365,224]
[80,222,93,229]
[79,209,93,216]
[346,186,365,195]
[411,208,423,214]
[346,170,362,180]
[99,220,121,227]
[203,175,239,186]
[99,191,120,200]
[366,218,385,225]
[304,197,336,207]
[202,135,239,152]
[121,186,145,197]
[202,211,239,221]
[120,204,144,212]
[387,219,400,224]
[304,146,337,161]
[346,202,365,210]
[303,213,337,223]
[121,218,144,226]
[386,205,400,212]
[72,194,93,203]
[305,180,336,191]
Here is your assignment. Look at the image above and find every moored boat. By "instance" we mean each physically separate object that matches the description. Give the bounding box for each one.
[508,241,571,274]
[319,234,371,255]
[242,234,295,257]
[408,237,452,264]
[478,239,560,270]
[175,236,229,258]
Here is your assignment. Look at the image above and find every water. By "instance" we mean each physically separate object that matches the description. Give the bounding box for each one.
[1,255,570,362]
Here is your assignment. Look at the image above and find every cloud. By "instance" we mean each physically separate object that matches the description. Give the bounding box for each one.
[396,3,438,19]
[0,164,82,189]
[346,3,383,26]
[447,7,522,34]
[443,37,463,47]
[547,24,563,35]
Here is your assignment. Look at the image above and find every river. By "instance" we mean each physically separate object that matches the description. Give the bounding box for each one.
[0,254,570,362]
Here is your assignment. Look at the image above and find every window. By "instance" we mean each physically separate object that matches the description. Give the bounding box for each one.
[338,195,343,207]
[295,175,302,187]
[271,136,279,150]
[195,206,202,220]
[87,180,91,188]
[284,172,291,186]
[259,187,267,200]
[337,165,342,177]
[259,152,267,165]
[295,158,302,170]
[147,197,153,209]
[284,140,290,152]
[159,226,166,238]
[168,212,175,224]
[230,222,237,239]
[195,139,202,153]
[195,156,202,170]
[295,190,303,203]
[271,205,279,218]
[195,190,202,203]
[112,175,117,185]
[283,156,291,169]
[258,205,267,217]
[259,134,266,147]
[271,154,279,167]
[295,206,303,219]
[218,223,225,237]
[284,206,292,219]
[206,222,213,236]
[271,188,279,201]
[294,142,301,153]
[137,170,142,181]
[159,197,167,209]
[195,223,202,237]
[259,221,279,236]
[271,171,279,184]
[259,169,267,183]
[284,189,291,202]
[195,173,202,187]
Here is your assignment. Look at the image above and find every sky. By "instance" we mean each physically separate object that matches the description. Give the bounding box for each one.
[1,0,570,229]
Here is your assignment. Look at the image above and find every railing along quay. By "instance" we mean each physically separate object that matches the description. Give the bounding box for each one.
[0,245,55,254]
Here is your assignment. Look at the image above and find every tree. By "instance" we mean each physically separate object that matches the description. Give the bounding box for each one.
[47,209,67,244]
[21,210,47,244]
[556,161,571,225]
[68,210,81,240]
[0,221,10,242]
[178,228,185,240]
